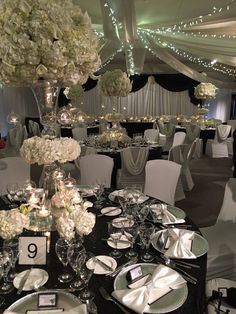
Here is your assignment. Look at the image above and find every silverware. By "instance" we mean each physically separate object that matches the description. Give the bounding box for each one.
[101,238,131,244]
[160,254,200,269]
[106,257,138,277]
[97,208,120,217]
[93,257,114,272]
[99,287,130,314]
[17,268,32,294]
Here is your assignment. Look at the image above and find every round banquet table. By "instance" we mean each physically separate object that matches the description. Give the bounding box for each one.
[0,190,207,314]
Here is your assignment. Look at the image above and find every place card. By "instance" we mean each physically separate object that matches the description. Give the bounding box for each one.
[18,236,47,265]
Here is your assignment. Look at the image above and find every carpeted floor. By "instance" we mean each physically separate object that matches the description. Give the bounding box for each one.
[175,156,233,228]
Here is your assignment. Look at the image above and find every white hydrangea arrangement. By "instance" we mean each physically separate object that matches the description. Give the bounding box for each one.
[0,0,100,86]
[194,83,218,99]
[105,112,124,122]
[0,209,29,239]
[20,136,81,165]
[98,69,132,97]
[63,85,85,100]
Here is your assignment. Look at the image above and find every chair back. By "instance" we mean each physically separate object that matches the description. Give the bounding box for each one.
[28,120,41,136]
[214,125,231,143]
[217,178,236,223]
[79,154,114,188]
[168,144,189,165]
[185,124,201,143]
[144,160,181,205]
[144,129,159,143]
[172,132,186,147]
[0,157,30,195]
[72,127,88,141]
[121,147,149,176]
[227,119,236,134]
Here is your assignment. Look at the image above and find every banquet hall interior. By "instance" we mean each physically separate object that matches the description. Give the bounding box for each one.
[0,0,236,313]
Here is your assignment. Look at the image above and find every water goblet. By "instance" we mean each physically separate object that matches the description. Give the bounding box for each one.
[124,221,139,259]
[136,204,150,223]
[55,238,73,283]
[6,182,19,202]
[0,249,14,294]
[93,183,105,209]
[67,242,86,290]
[107,222,123,259]
[3,237,20,281]
[139,222,155,262]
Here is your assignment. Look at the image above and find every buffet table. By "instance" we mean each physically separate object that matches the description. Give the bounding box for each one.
[0,190,207,314]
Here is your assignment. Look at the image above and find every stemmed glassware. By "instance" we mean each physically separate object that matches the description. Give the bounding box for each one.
[139,222,155,262]
[124,221,139,259]
[55,238,73,283]
[136,204,150,223]
[67,241,86,290]
[0,248,14,294]
[107,222,123,259]
[3,237,20,281]
[79,252,97,314]
[93,183,105,209]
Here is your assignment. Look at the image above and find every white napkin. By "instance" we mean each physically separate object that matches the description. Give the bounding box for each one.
[112,265,186,314]
[151,204,185,224]
[164,229,196,259]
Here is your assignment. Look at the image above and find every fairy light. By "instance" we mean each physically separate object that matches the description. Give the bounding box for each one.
[126,44,136,75]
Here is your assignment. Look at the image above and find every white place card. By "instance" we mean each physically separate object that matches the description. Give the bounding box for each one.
[18,236,47,265]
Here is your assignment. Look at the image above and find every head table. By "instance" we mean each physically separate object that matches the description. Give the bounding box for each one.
[0,189,206,314]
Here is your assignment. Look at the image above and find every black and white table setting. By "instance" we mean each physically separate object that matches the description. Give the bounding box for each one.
[0,186,208,314]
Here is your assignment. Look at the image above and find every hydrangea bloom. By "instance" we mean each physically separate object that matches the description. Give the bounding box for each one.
[194,83,218,99]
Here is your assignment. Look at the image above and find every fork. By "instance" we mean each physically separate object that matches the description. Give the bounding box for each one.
[99,287,130,314]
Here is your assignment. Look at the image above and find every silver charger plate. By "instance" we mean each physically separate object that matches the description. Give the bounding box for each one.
[151,229,209,258]
[147,205,186,223]
[114,263,188,313]
[7,290,82,314]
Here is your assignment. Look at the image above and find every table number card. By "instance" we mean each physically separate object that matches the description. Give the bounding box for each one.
[18,236,47,265]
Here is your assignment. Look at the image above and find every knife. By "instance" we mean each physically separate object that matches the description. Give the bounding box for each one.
[17,268,32,294]
[97,208,120,217]
[93,257,114,272]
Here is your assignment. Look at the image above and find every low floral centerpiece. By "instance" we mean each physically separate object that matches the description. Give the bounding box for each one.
[194,83,218,99]
[105,112,124,123]
[51,183,95,240]
[98,69,132,97]
[20,136,81,165]
[0,208,30,240]
[99,130,131,147]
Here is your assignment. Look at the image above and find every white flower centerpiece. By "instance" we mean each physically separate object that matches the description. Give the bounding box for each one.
[0,208,30,240]
[20,136,81,165]
[0,0,100,86]
[51,183,95,240]
[98,69,132,97]
[194,83,218,99]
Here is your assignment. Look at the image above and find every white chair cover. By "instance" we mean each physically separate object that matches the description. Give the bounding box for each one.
[72,127,88,141]
[200,180,236,280]
[216,178,236,223]
[185,124,201,143]
[0,157,30,195]
[172,132,186,147]
[28,120,41,136]
[144,160,181,205]
[144,129,159,143]
[206,125,232,158]
[4,125,28,157]
[79,154,114,188]
[117,147,149,189]
[157,120,175,151]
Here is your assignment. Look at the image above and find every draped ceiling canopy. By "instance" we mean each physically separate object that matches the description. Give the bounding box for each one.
[75,0,236,89]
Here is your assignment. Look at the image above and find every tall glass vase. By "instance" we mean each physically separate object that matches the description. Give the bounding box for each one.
[31,81,61,137]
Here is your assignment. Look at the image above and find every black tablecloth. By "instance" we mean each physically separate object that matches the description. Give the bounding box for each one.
[0,192,206,314]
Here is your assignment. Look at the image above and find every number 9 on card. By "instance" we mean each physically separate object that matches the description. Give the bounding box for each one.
[18,237,47,265]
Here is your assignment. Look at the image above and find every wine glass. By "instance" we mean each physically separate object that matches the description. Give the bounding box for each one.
[67,242,86,290]
[136,204,150,223]
[3,237,20,281]
[107,222,122,259]
[124,221,139,259]
[139,222,155,262]
[55,238,73,283]
[93,183,105,209]
[0,249,14,294]
[79,252,97,314]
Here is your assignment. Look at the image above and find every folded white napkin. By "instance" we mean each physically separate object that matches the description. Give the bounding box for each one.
[164,229,196,259]
[112,265,186,314]
[151,204,185,224]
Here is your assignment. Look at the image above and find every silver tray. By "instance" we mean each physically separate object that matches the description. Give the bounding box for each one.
[147,204,186,223]
[151,229,209,258]
[114,263,188,313]
[7,290,82,314]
